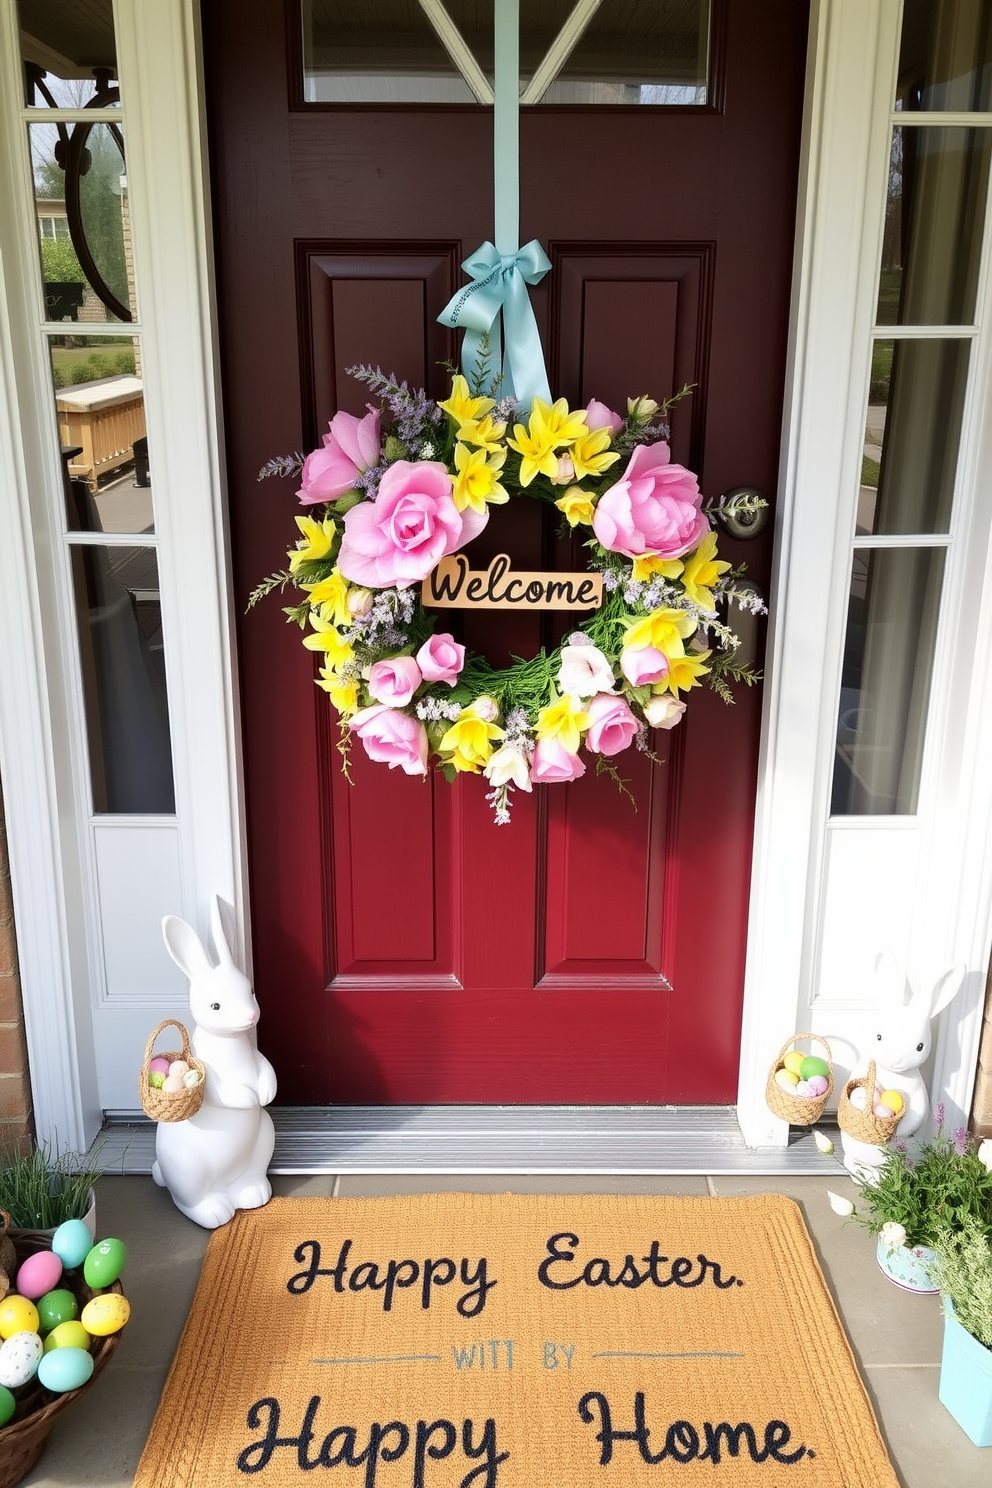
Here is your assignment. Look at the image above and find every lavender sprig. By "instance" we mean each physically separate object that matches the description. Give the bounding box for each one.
[257,452,305,482]
[346,364,442,450]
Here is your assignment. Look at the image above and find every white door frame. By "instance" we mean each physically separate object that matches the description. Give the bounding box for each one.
[1,0,990,1149]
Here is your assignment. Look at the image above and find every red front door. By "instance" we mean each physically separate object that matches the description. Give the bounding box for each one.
[204,1,808,1104]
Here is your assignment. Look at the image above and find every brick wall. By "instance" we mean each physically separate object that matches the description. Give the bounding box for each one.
[971,956,992,1139]
[0,788,34,1156]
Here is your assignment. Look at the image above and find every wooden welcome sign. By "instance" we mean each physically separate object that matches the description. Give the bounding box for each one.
[422,553,603,611]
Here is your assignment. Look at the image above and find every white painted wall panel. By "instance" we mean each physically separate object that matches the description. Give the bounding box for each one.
[92,822,186,1003]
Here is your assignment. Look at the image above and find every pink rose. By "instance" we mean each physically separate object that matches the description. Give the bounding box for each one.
[297,408,381,505]
[585,398,623,436]
[530,737,587,783]
[592,443,707,559]
[416,633,466,686]
[349,704,428,776]
[620,646,669,687]
[337,461,487,588]
[368,656,422,707]
[584,693,639,756]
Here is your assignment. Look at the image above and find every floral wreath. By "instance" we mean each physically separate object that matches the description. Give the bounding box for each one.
[253,363,765,823]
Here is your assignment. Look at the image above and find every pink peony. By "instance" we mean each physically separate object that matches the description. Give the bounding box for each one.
[349,704,428,776]
[585,398,623,436]
[416,632,466,686]
[584,693,640,756]
[620,646,669,687]
[592,443,707,559]
[530,737,587,783]
[297,408,381,506]
[367,656,422,707]
[337,461,487,588]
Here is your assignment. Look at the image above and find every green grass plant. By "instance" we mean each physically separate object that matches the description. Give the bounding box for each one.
[0,1134,100,1229]
[853,1123,992,1250]
[930,1217,992,1350]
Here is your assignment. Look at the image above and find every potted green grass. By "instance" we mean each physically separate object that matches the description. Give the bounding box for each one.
[0,1134,99,1233]
[929,1217,992,1447]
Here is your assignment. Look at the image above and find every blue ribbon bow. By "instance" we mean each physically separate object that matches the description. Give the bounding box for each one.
[437,240,552,414]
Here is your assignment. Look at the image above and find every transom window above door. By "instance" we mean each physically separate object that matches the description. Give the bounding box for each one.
[299,0,713,106]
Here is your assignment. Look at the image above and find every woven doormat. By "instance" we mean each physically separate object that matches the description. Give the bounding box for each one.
[134,1193,898,1486]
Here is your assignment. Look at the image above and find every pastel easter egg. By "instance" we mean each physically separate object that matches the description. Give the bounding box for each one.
[81,1293,130,1337]
[37,1345,94,1394]
[879,1089,904,1115]
[183,1068,202,1088]
[795,1080,814,1097]
[800,1055,829,1080]
[43,1320,92,1353]
[162,1073,185,1093]
[168,1060,190,1077]
[0,1294,40,1339]
[849,1085,867,1110]
[782,1052,805,1077]
[807,1074,830,1096]
[0,1331,43,1387]
[148,1070,166,1089]
[52,1217,95,1270]
[84,1238,127,1288]
[775,1068,800,1091]
[874,1101,895,1119]
[37,1288,79,1333]
[148,1056,171,1075]
[16,1248,63,1300]
[0,1384,15,1427]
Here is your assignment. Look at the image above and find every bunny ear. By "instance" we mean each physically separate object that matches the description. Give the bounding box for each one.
[209,895,237,968]
[921,963,967,1020]
[162,914,212,980]
[874,947,907,1006]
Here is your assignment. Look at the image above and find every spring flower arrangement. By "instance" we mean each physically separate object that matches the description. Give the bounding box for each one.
[252,364,765,822]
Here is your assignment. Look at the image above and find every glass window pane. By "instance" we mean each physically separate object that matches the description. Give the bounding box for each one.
[301,0,710,107]
[832,546,945,816]
[897,0,992,112]
[71,545,175,814]
[18,0,118,109]
[50,336,153,535]
[859,338,968,536]
[30,121,134,323]
[878,127,991,327]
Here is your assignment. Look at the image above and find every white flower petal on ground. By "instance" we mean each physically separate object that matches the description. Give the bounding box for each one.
[813,1129,834,1155]
[827,1190,856,1217]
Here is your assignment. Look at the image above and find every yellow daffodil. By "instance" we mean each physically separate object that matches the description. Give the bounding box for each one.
[506,418,559,486]
[456,414,507,451]
[658,650,711,697]
[438,701,504,774]
[535,693,590,755]
[537,396,589,448]
[303,566,351,627]
[288,513,336,572]
[568,428,620,482]
[302,608,354,669]
[316,668,359,717]
[438,374,495,430]
[632,552,684,583]
[679,530,732,610]
[623,607,698,658]
[555,487,597,527]
[452,443,509,515]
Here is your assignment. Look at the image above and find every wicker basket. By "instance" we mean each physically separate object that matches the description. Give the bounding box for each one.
[0,1230,123,1488]
[765,1033,835,1126]
[836,1060,903,1146]
[139,1018,206,1122]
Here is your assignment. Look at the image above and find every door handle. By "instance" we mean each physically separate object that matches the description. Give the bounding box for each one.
[712,486,770,540]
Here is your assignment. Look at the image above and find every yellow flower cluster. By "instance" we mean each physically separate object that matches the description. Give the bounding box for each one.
[438,377,509,516]
[438,698,504,773]
[505,396,620,492]
[288,514,366,717]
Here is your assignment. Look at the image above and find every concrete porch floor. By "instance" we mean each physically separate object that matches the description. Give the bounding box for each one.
[18,1171,989,1488]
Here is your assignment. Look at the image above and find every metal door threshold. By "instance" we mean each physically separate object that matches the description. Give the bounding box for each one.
[94,1106,840,1176]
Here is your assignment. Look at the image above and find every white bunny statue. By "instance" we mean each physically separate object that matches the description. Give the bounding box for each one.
[153,894,277,1228]
[840,947,965,1182]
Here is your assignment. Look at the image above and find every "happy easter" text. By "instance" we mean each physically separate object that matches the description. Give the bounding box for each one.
[287,1239,497,1317]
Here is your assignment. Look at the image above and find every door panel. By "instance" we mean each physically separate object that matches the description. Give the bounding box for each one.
[203,0,809,1104]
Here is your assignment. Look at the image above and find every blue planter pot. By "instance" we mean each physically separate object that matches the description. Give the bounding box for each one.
[875,1234,938,1293]
[939,1311,992,1447]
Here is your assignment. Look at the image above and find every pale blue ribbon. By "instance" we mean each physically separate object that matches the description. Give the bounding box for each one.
[437,239,552,414]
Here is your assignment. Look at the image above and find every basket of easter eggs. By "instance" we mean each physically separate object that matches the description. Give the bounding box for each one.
[0,1212,130,1488]
[765,1033,835,1125]
[139,1017,205,1122]
[836,1060,904,1146]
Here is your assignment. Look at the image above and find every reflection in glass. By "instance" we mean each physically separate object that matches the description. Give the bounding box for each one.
[878,128,990,327]
[19,0,118,109]
[71,545,175,814]
[858,339,968,536]
[302,0,710,106]
[49,336,153,535]
[30,119,133,324]
[832,546,945,816]
[897,0,992,112]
